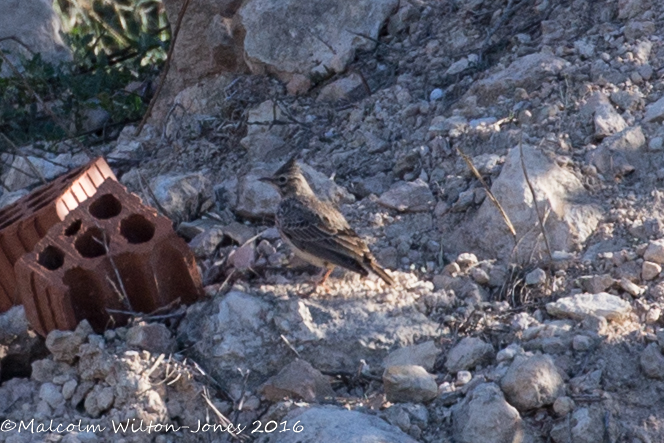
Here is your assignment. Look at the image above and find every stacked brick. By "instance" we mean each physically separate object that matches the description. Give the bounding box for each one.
[0,157,204,336]
[0,158,116,311]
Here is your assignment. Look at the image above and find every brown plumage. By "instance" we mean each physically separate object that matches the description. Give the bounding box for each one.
[259,156,394,286]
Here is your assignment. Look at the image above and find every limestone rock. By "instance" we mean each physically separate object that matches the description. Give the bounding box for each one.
[546,292,631,321]
[452,383,524,443]
[464,145,600,262]
[260,359,335,402]
[317,73,365,102]
[150,173,214,223]
[384,341,440,372]
[267,405,417,443]
[152,0,244,120]
[644,95,664,123]
[644,239,664,264]
[383,365,438,403]
[470,52,569,105]
[45,330,85,364]
[550,407,605,443]
[237,0,399,85]
[1,153,90,192]
[126,323,175,355]
[378,179,435,212]
[593,102,627,139]
[0,0,71,77]
[500,354,564,411]
[640,342,664,379]
[445,337,495,373]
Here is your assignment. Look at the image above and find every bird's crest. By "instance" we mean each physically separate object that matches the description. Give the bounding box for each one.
[274,154,301,177]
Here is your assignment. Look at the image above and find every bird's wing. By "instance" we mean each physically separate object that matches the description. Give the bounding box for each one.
[278,198,370,274]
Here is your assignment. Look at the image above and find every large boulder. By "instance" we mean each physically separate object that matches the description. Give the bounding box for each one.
[0,0,71,76]
[237,0,398,90]
[152,0,246,121]
[469,52,569,105]
[461,145,601,262]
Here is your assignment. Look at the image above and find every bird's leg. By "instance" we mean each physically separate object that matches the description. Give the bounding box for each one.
[313,267,333,292]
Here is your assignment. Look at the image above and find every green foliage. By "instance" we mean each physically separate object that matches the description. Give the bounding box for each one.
[0,0,170,149]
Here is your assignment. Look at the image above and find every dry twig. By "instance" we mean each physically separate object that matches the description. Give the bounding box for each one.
[456,146,516,240]
[519,141,552,260]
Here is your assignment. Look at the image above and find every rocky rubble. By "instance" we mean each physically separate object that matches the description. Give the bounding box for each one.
[7,0,664,440]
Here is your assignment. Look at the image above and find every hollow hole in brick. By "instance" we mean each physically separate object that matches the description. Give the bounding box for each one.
[75,227,107,258]
[89,194,122,219]
[65,219,82,236]
[120,214,155,244]
[38,246,65,270]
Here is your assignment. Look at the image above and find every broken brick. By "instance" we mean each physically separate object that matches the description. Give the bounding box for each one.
[14,179,204,336]
[0,158,116,311]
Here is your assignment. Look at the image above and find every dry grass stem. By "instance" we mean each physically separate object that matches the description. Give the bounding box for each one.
[519,141,553,261]
[456,145,517,240]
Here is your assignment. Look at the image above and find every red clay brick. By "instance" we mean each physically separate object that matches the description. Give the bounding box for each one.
[15,179,204,336]
[0,158,115,311]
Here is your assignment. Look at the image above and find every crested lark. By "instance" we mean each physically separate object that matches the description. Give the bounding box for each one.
[259,156,394,287]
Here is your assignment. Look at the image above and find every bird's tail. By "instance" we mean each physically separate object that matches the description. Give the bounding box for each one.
[369,260,394,286]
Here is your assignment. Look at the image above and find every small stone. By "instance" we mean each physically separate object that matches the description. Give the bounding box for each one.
[619,277,644,296]
[644,240,664,264]
[286,74,311,95]
[62,379,77,400]
[188,227,225,258]
[429,88,444,101]
[456,371,472,386]
[383,365,438,403]
[546,292,631,321]
[642,261,662,281]
[378,180,434,212]
[553,396,575,416]
[126,323,175,355]
[452,383,523,443]
[84,385,114,417]
[496,344,522,363]
[45,330,85,364]
[646,307,661,324]
[317,73,364,102]
[578,274,614,293]
[525,268,547,286]
[384,341,440,372]
[572,335,593,352]
[456,253,478,267]
[470,267,490,285]
[594,102,627,138]
[260,359,335,402]
[445,337,495,373]
[500,354,564,411]
[40,382,64,409]
[150,173,213,223]
[644,95,664,123]
[228,243,256,271]
[649,136,664,151]
[641,342,664,379]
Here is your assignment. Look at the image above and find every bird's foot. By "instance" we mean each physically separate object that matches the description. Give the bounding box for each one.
[313,268,333,293]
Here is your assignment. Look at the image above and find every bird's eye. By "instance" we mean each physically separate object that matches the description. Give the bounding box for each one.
[278,176,288,184]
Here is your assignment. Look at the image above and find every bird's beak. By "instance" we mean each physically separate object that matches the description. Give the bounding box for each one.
[258,176,273,184]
